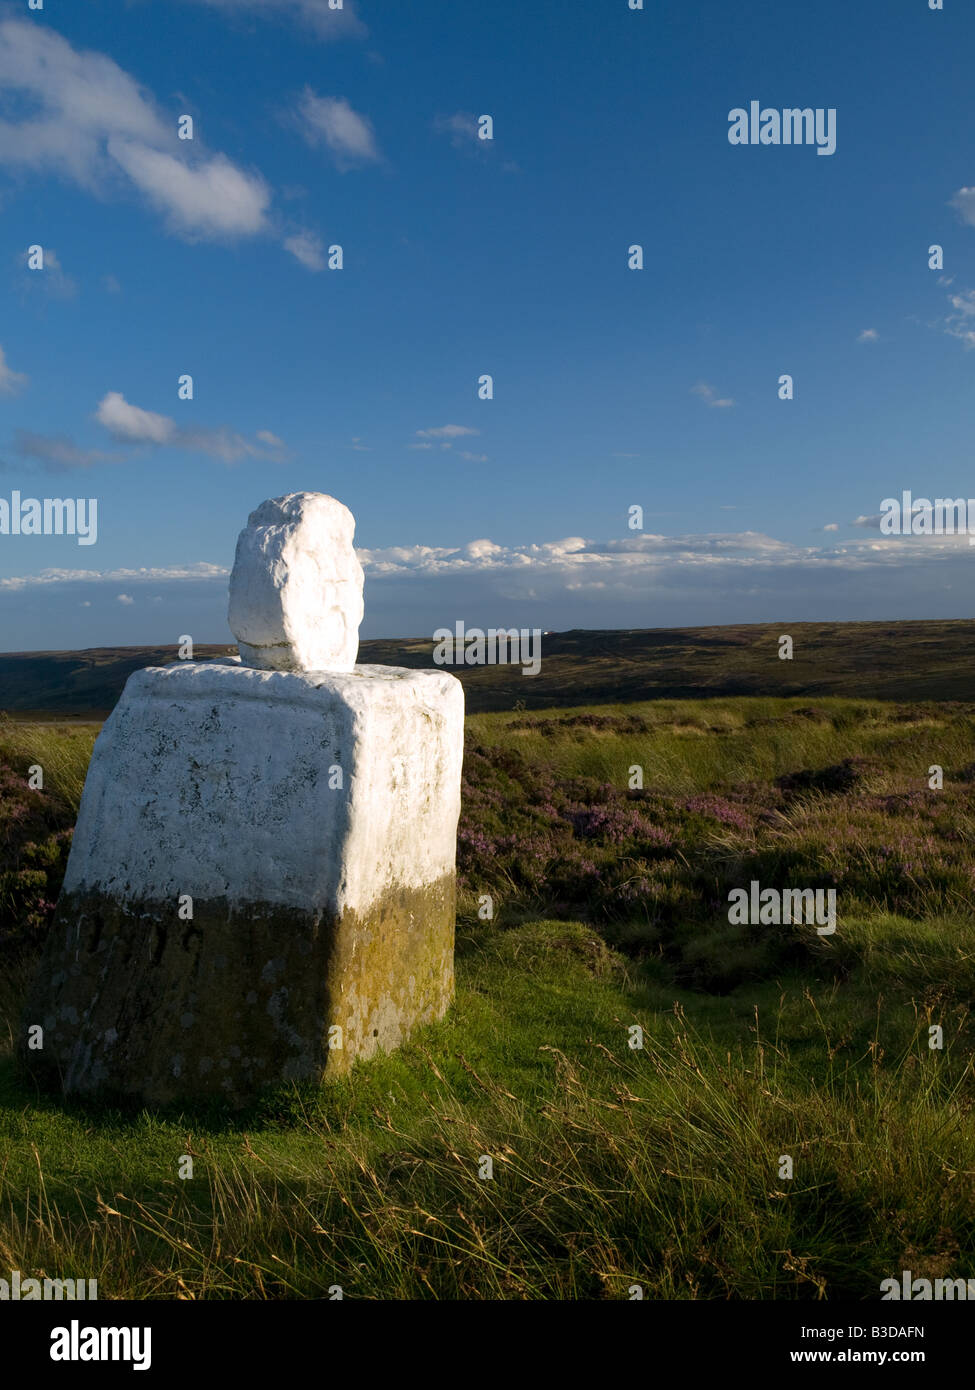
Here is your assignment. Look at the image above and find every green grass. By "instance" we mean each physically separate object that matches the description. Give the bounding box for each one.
[0,716,97,816]
[1,698,974,1298]
[467,695,975,793]
[2,917,973,1299]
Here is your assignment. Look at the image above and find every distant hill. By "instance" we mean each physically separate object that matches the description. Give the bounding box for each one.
[2,619,974,719]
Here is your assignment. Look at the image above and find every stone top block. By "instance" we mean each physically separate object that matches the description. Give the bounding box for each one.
[227,492,365,672]
[60,659,464,917]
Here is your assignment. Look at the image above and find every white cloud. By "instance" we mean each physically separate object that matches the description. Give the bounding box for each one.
[351,527,975,600]
[20,246,77,299]
[283,229,325,271]
[945,288,975,348]
[96,391,174,444]
[822,522,839,531]
[415,424,479,439]
[433,112,480,148]
[0,562,228,592]
[462,539,505,561]
[15,430,112,471]
[294,91,380,168]
[948,291,975,317]
[691,382,735,408]
[950,186,975,229]
[458,451,489,462]
[107,140,270,238]
[0,18,272,245]
[94,391,284,461]
[857,328,879,343]
[116,594,134,604]
[7,530,975,635]
[181,0,366,40]
[7,532,974,597]
[297,525,975,627]
[0,19,168,186]
[177,426,262,462]
[0,344,28,396]
[431,111,511,166]
[356,531,794,578]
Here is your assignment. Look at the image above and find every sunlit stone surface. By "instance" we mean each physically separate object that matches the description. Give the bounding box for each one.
[22,495,464,1105]
[228,492,364,673]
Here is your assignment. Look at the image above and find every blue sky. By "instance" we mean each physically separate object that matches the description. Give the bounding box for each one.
[2,0,975,650]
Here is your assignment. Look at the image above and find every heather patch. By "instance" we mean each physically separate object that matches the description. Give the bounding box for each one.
[459,699,975,987]
[2,696,975,1301]
[0,755,73,955]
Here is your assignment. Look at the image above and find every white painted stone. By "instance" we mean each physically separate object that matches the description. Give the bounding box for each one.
[27,492,465,1101]
[62,658,464,918]
[228,492,364,672]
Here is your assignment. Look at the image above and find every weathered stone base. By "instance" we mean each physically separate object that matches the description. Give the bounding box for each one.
[20,875,455,1106]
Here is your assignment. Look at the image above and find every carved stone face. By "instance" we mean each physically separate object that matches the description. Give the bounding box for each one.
[227,492,365,672]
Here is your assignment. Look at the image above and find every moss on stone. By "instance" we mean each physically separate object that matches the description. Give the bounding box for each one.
[20,876,455,1107]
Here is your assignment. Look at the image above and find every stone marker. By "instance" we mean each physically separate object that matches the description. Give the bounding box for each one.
[21,493,464,1105]
[228,493,364,672]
